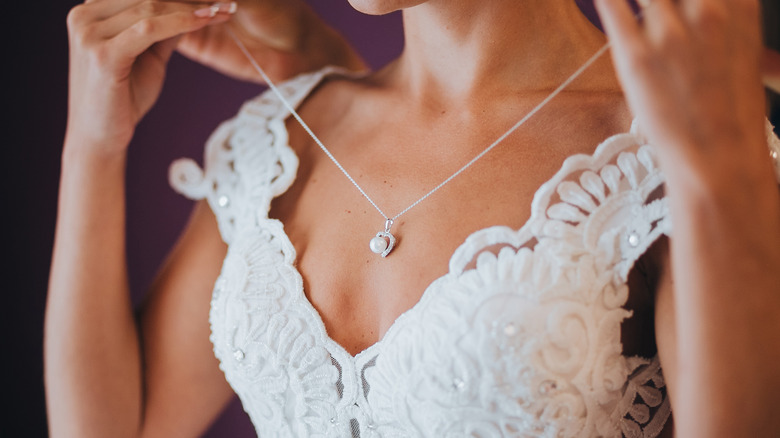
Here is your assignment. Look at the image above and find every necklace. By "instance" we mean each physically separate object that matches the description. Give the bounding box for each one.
[227,28,611,257]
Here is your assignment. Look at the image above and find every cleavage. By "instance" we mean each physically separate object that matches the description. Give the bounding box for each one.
[267,83,633,356]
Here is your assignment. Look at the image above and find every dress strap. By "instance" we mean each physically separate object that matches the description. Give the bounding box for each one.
[169,66,357,243]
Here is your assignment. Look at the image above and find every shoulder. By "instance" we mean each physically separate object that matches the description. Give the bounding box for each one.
[238,66,357,122]
[168,66,361,243]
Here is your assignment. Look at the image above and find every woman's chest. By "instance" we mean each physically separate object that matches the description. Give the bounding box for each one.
[173,69,673,436]
[268,106,632,355]
[204,104,669,436]
[209,222,664,437]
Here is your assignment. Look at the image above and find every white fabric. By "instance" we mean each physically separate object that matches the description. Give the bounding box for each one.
[170,67,780,438]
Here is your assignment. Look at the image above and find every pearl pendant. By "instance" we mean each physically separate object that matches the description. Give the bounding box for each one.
[370,219,396,257]
[370,235,388,253]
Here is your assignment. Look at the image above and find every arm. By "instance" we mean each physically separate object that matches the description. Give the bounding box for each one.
[46,1,359,436]
[595,0,780,436]
[48,180,232,438]
[46,1,233,433]
[138,201,234,438]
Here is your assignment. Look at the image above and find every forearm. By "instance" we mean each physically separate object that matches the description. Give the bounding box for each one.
[45,139,142,438]
[666,160,780,437]
[593,0,780,433]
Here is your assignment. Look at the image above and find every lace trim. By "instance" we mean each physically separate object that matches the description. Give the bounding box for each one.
[170,67,347,243]
[767,120,780,180]
[450,124,669,286]
[170,66,780,437]
[616,356,671,438]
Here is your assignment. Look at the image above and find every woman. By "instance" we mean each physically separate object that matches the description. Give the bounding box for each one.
[46,0,780,437]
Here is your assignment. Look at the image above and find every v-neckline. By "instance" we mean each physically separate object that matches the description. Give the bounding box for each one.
[267,67,642,362]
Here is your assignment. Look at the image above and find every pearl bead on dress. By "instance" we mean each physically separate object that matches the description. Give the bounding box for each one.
[627,232,640,247]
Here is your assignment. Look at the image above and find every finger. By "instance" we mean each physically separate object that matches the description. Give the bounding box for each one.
[595,0,645,56]
[77,0,147,21]
[678,0,743,21]
[677,0,712,17]
[78,0,228,23]
[595,0,660,126]
[106,9,229,65]
[641,0,689,47]
[146,35,183,70]
[94,1,230,38]
[678,0,729,27]
[68,0,191,34]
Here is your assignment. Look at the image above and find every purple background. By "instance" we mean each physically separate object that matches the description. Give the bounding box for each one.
[5,1,776,437]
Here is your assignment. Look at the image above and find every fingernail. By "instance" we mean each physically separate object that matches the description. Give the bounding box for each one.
[194,2,236,18]
[213,2,238,14]
[224,2,238,14]
[194,5,218,17]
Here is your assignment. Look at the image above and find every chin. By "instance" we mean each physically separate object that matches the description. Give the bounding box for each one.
[347,0,428,15]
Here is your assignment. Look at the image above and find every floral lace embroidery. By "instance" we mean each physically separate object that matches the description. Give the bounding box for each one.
[170,68,780,437]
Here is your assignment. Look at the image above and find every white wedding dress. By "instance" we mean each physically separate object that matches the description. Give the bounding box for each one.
[170,67,780,438]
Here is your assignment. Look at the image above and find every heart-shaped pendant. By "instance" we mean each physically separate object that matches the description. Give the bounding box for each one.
[369,219,396,257]
[370,231,396,257]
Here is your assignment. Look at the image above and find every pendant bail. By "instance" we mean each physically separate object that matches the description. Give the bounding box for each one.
[384,218,394,233]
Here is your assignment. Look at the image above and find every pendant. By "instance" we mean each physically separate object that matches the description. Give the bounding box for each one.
[369,219,396,257]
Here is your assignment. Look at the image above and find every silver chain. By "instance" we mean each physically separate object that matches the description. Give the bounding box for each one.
[227,27,611,225]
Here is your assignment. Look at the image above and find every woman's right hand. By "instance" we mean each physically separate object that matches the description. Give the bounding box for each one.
[175,0,366,84]
[65,0,235,152]
[53,6,242,438]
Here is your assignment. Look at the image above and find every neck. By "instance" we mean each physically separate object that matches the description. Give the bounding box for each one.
[376,0,614,106]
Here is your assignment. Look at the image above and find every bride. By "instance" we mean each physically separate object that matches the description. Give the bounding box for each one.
[47,0,780,436]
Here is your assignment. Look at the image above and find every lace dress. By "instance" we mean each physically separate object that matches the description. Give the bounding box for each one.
[170,67,780,438]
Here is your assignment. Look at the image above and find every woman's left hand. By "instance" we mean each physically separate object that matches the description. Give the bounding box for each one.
[595,0,772,184]
[594,0,780,436]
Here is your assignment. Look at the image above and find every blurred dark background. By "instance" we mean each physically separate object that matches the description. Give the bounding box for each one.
[3,1,777,437]
[766,0,780,120]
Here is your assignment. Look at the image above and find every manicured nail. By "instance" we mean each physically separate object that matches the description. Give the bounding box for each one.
[194,2,237,18]
[223,2,238,14]
[213,2,238,14]
[194,5,218,17]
